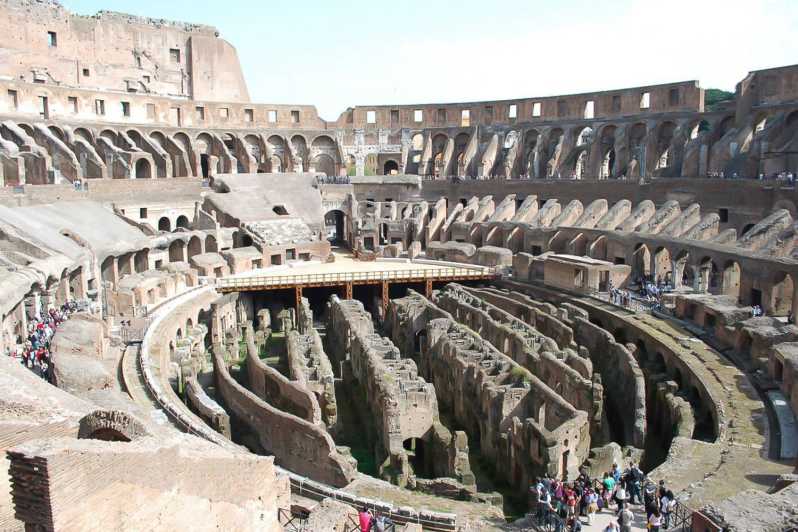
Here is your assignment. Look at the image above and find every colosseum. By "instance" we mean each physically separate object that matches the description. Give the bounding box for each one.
[0,1,796,531]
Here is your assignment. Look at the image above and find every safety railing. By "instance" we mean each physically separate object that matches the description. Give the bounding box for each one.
[278,508,309,531]
[216,266,496,290]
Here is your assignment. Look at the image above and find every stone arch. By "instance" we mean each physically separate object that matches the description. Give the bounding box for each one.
[18,123,34,137]
[698,256,720,294]
[383,160,399,175]
[522,129,540,177]
[176,215,190,230]
[168,239,186,262]
[48,125,66,143]
[244,134,264,170]
[632,243,651,279]
[544,128,564,177]
[598,125,618,179]
[311,153,336,176]
[653,121,677,174]
[78,410,151,442]
[674,249,692,288]
[653,246,673,285]
[431,133,449,177]
[267,135,286,172]
[134,158,152,179]
[187,235,202,260]
[325,209,347,244]
[291,134,309,170]
[158,217,171,232]
[205,234,218,253]
[588,235,607,260]
[74,127,94,144]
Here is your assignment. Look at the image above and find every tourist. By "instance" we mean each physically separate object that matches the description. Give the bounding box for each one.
[648,507,663,531]
[618,505,634,532]
[661,489,676,528]
[373,514,389,532]
[565,484,578,518]
[643,481,657,521]
[602,472,615,510]
[614,482,628,511]
[358,507,373,532]
[585,489,599,524]
[568,516,582,532]
[603,522,620,532]
[627,462,644,504]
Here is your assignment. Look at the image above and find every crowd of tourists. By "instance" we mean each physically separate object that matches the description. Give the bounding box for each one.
[3,302,76,381]
[316,175,351,185]
[705,170,796,183]
[532,462,678,531]
[607,277,670,312]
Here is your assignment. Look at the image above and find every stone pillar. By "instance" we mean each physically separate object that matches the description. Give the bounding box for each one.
[791,283,798,324]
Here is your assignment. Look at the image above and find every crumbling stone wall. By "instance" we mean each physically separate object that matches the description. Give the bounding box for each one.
[185,377,232,439]
[389,292,590,485]
[245,323,322,425]
[7,437,288,532]
[326,296,470,488]
[432,284,604,439]
[212,341,356,487]
[287,298,338,428]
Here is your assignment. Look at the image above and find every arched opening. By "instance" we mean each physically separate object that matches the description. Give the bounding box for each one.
[311,154,336,176]
[135,158,152,179]
[674,250,691,289]
[157,217,171,232]
[200,154,210,178]
[324,210,347,246]
[205,235,218,253]
[770,272,794,316]
[234,231,253,248]
[722,260,742,300]
[176,216,190,230]
[699,257,720,294]
[383,160,399,175]
[168,240,185,262]
[632,243,651,281]
[653,247,673,286]
[403,438,431,479]
[588,236,608,260]
[291,135,308,171]
[187,236,202,260]
[573,150,588,179]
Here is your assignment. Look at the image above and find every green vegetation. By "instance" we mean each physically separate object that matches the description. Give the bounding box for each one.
[510,365,533,384]
[705,88,734,111]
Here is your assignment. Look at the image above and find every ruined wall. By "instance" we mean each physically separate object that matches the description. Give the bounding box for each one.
[432,284,604,439]
[389,291,590,485]
[212,341,356,487]
[245,323,322,425]
[0,0,249,102]
[326,297,438,460]
[287,298,338,428]
[7,437,288,532]
[185,377,232,439]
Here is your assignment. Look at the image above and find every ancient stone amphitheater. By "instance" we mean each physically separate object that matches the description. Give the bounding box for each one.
[0,1,797,531]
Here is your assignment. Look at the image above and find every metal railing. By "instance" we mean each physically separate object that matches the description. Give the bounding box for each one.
[216,266,496,290]
[278,508,309,531]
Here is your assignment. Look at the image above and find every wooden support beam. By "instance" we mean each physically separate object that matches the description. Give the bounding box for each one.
[294,286,302,311]
[425,279,433,299]
[381,281,389,317]
[344,282,353,300]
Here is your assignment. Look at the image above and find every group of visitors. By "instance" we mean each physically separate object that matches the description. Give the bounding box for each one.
[356,507,392,532]
[751,304,765,317]
[316,175,351,185]
[706,170,797,183]
[3,302,76,381]
[532,462,678,532]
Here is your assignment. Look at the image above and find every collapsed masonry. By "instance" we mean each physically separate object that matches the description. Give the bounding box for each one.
[325,296,475,493]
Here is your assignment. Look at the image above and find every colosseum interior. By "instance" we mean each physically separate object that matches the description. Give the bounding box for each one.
[0,1,797,531]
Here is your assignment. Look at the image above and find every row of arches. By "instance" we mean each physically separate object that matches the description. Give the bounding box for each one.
[402,114,744,180]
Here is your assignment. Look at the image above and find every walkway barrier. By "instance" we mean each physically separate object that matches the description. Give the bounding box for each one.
[217,266,496,291]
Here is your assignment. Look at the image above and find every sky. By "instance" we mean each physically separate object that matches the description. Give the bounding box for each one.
[63,0,798,121]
